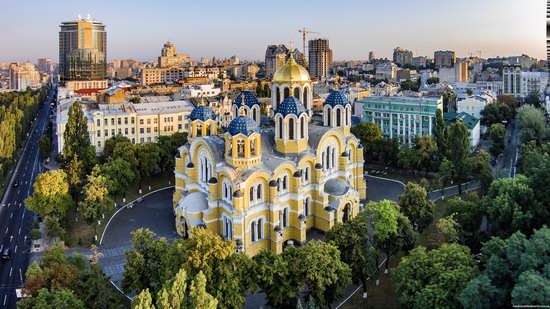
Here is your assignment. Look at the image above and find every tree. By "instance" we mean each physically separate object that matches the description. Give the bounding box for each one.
[461,227,550,308]
[112,141,138,171]
[254,250,303,308]
[65,155,83,203]
[442,92,457,112]
[157,268,187,309]
[25,170,73,219]
[100,158,136,196]
[295,241,352,307]
[436,215,459,243]
[132,289,154,309]
[326,217,378,294]
[481,176,540,237]
[39,135,52,159]
[189,271,218,309]
[442,121,471,194]
[377,213,415,273]
[466,88,473,96]
[399,182,435,231]
[350,122,382,161]
[393,243,477,309]
[426,77,439,85]
[103,135,130,160]
[80,166,113,239]
[517,105,547,144]
[469,150,493,195]
[44,215,64,239]
[432,109,446,157]
[414,135,437,175]
[397,144,417,172]
[400,79,419,92]
[524,92,542,108]
[78,264,124,309]
[487,123,506,157]
[136,143,161,184]
[63,102,93,170]
[480,101,513,127]
[158,132,187,172]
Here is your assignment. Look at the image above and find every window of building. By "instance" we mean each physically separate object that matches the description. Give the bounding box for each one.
[147,128,151,133]
[288,118,295,140]
[140,138,144,144]
[131,117,135,124]
[111,129,115,136]
[304,198,310,216]
[97,130,100,137]
[96,119,100,126]
[251,221,256,242]
[140,128,144,134]
[125,128,128,135]
[104,129,108,137]
[118,118,121,125]
[147,137,151,142]
[118,128,122,135]
[132,128,135,134]
[237,139,245,158]
[97,141,101,147]
[147,119,151,125]
[111,118,115,125]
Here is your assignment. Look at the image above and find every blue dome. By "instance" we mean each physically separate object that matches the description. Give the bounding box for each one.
[324,90,351,107]
[190,105,217,122]
[276,96,307,117]
[233,91,259,108]
[227,116,260,136]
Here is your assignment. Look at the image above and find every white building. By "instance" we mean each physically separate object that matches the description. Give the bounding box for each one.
[520,71,549,98]
[503,66,522,97]
[181,84,221,98]
[438,67,455,84]
[457,95,494,120]
[56,97,195,155]
[376,63,397,81]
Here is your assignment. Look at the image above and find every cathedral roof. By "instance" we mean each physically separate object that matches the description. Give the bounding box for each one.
[276,96,307,117]
[189,105,217,121]
[227,115,260,136]
[324,90,351,107]
[233,91,259,108]
[272,56,310,83]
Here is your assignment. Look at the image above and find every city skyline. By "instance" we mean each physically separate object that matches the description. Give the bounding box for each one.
[0,0,546,63]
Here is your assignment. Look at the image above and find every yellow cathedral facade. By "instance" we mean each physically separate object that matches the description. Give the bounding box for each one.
[173,56,367,256]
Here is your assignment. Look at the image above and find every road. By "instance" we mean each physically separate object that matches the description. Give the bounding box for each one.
[0,87,53,308]
[499,120,519,178]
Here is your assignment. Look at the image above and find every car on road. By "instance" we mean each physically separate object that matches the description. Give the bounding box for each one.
[12,181,19,188]
[1,248,12,260]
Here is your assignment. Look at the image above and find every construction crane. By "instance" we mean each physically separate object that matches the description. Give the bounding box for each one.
[476,50,489,58]
[298,27,320,56]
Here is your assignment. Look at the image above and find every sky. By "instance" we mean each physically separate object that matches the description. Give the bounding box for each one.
[0,0,546,63]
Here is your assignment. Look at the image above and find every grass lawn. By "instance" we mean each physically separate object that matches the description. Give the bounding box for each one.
[65,171,174,247]
[342,193,475,308]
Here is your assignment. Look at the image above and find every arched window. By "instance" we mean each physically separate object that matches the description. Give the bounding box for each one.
[257,219,263,239]
[304,198,310,216]
[325,146,331,169]
[336,108,342,127]
[283,208,288,228]
[275,87,281,107]
[196,123,202,136]
[256,184,262,201]
[250,138,256,155]
[205,125,211,136]
[300,117,305,139]
[304,87,309,108]
[345,107,350,126]
[252,109,257,121]
[282,175,288,190]
[284,87,290,99]
[293,87,300,98]
[223,216,232,239]
[332,147,336,168]
[237,139,245,158]
[250,187,254,203]
[327,108,332,126]
[251,221,256,242]
[288,118,295,140]
[278,117,283,139]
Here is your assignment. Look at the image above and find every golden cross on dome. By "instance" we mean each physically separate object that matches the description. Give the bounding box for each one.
[289,39,294,51]
[240,93,246,116]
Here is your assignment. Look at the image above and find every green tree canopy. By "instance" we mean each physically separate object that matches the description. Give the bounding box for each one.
[398,182,435,231]
[63,102,94,170]
[393,243,477,309]
[100,158,136,196]
[103,135,130,160]
[25,170,73,219]
[517,105,547,144]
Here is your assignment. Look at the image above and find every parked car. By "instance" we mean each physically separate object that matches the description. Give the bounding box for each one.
[12,181,19,188]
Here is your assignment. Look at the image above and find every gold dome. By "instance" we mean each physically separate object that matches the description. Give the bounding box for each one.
[272,56,311,83]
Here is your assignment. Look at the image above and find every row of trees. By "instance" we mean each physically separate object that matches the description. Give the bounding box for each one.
[26,102,187,242]
[0,87,48,186]
[19,245,124,308]
[123,228,353,309]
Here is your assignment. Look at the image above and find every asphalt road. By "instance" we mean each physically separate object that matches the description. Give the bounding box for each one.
[0,88,52,308]
[500,120,519,177]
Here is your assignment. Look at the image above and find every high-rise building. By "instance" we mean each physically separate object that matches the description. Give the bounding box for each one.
[8,62,41,91]
[368,51,375,62]
[59,16,107,89]
[308,38,333,80]
[455,60,469,82]
[158,42,190,68]
[503,66,522,97]
[265,45,304,78]
[434,50,456,68]
[392,47,413,67]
